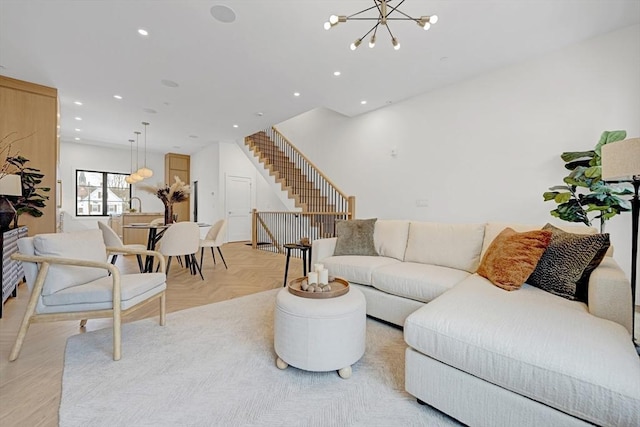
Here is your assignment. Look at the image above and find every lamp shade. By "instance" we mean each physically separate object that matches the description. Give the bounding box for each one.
[601,138,640,181]
[0,174,23,196]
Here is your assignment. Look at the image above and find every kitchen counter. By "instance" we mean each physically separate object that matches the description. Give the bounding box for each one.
[121,212,163,245]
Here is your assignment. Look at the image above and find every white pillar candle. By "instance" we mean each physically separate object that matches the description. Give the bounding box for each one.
[314,263,324,272]
[319,268,329,285]
[307,271,318,285]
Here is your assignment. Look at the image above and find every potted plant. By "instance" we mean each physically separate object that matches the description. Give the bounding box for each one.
[543,130,632,232]
[5,155,50,227]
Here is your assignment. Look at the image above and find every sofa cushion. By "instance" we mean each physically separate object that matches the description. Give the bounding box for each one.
[477,227,552,291]
[404,274,640,427]
[322,255,400,286]
[34,230,109,296]
[333,218,378,256]
[404,222,485,273]
[372,262,470,303]
[374,220,410,260]
[42,273,166,309]
[527,224,610,301]
[481,222,610,260]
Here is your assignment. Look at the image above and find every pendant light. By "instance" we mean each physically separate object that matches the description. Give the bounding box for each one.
[130,131,143,182]
[125,139,136,184]
[137,121,153,178]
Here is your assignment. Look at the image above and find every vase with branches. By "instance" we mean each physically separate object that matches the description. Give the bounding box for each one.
[140,176,190,224]
[543,130,632,232]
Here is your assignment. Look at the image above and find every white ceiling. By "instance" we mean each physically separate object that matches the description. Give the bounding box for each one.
[1,0,639,154]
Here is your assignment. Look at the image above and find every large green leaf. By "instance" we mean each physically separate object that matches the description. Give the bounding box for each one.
[554,192,572,203]
[543,191,559,201]
[584,165,601,179]
[560,151,594,162]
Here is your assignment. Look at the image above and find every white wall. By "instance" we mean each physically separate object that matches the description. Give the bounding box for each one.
[277,25,640,302]
[59,140,165,231]
[190,142,220,225]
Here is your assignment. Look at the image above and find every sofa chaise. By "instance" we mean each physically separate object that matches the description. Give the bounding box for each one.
[311,219,640,426]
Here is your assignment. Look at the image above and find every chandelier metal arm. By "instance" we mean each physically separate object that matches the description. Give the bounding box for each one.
[346,4,379,20]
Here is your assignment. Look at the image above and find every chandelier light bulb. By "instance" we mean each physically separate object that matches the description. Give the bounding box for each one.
[137,167,153,178]
[369,34,376,48]
[430,15,438,24]
[329,15,339,25]
[350,39,362,50]
[423,22,431,31]
[392,37,400,50]
[130,172,143,182]
[324,21,331,30]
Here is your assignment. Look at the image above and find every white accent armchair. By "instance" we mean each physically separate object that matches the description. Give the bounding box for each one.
[9,229,167,361]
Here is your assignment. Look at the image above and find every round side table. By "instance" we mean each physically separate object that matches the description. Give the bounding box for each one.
[274,286,366,379]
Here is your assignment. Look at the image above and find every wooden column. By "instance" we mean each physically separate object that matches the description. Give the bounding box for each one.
[164,153,190,222]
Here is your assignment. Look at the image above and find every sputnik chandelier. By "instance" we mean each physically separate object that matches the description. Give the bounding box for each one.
[324,0,438,51]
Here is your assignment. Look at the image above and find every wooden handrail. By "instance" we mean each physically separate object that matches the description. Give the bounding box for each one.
[271,126,349,201]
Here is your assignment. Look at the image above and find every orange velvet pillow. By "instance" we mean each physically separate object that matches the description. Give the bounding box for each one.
[477,228,552,291]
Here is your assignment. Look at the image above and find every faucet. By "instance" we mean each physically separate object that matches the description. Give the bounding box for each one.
[130,197,142,213]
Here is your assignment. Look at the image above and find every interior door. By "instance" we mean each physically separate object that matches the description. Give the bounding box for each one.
[225,175,252,242]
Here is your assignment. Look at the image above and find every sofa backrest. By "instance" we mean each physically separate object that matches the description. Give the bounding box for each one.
[480,222,610,260]
[404,222,486,273]
[373,220,410,260]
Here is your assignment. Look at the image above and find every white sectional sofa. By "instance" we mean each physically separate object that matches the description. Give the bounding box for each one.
[311,220,640,427]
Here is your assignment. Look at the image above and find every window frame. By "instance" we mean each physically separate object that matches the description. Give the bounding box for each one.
[75,169,132,217]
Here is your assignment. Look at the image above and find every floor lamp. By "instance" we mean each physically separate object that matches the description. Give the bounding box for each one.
[601,137,640,355]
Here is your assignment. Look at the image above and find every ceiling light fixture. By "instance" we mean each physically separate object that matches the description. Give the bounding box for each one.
[325,0,438,51]
[129,132,143,182]
[333,71,341,76]
[137,122,153,179]
[74,116,82,121]
[233,124,239,128]
[74,101,83,106]
[113,95,123,100]
[125,139,137,184]
[293,92,300,97]
[138,28,149,36]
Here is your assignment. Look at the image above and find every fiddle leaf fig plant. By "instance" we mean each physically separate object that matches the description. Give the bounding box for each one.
[5,155,50,223]
[543,130,632,232]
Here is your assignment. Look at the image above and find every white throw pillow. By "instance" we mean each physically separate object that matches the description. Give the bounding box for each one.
[374,220,410,260]
[34,229,108,296]
[404,222,486,273]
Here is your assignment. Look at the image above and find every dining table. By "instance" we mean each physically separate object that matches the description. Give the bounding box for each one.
[123,222,210,272]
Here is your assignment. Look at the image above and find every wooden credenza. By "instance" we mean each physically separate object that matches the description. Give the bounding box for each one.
[1,226,28,318]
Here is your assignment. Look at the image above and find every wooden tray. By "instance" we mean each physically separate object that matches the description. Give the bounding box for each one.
[288,277,349,299]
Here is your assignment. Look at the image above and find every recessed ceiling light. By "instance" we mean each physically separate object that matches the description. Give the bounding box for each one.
[161,79,179,88]
[189,135,199,139]
[143,108,157,114]
[293,92,300,97]
[255,112,263,117]
[440,56,449,62]
[74,101,83,106]
[210,5,236,23]
[74,137,80,141]
[333,71,341,76]
[138,28,149,36]
[74,128,81,132]
[360,100,367,105]
[113,95,123,100]
[74,116,82,121]
[172,145,181,149]
[233,124,239,128]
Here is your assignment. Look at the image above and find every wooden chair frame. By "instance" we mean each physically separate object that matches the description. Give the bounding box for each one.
[9,246,167,362]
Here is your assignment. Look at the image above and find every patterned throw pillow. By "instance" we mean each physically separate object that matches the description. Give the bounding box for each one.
[527,224,610,301]
[477,227,552,291]
[333,218,379,256]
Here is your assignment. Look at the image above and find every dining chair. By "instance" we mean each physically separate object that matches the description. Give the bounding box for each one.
[149,217,164,226]
[157,222,204,280]
[199,219,228,269]
[98,221,145,272]
[9,229,166,361]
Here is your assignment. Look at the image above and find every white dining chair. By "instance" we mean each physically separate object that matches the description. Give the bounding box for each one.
[199,219,228,269]
[157,222,203,280]
[98,221,146,272]
[149,217,164,226]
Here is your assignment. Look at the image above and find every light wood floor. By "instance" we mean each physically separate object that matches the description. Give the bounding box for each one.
[0,243,300,427]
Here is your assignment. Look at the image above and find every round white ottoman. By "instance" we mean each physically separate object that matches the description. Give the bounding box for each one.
[274,286,366,379]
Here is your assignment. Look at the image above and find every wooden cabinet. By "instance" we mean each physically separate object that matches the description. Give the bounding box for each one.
[165,153,190,222]
[122,213,163,246]
[0,76,58,236]
[1,226,28,318]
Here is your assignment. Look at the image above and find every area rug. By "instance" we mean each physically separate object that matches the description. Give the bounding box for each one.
[60,289,460,426]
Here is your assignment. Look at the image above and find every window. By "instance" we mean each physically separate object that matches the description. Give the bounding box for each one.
[76,170,131,216]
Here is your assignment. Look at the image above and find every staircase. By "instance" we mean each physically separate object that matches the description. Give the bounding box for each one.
[244,127,354,250]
